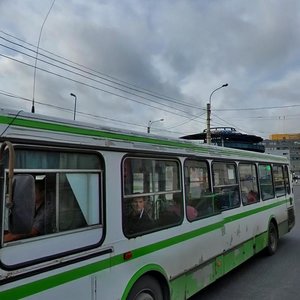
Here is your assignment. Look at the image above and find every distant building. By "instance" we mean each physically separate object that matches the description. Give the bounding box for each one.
[180,128,300,174]
[181,127,265,153]
[265,148,290,162]
[270,133,300,140]
[263,133,300,175]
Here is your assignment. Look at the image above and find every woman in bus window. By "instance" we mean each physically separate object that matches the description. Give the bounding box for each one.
[168,194,198,221]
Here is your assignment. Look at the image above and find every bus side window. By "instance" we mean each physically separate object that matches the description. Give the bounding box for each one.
[184,159,215,220]
[4,174,56,242]
[273,165,286,197]
[122,157,182,237]
[258,164,275,200]
[283,165,291,194]
[239,163,259,205]
[4,149,102,244]
[58,173,99,231]
[212,161,240,210]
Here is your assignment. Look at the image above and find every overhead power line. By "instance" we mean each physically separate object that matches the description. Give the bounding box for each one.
[0,89,146,127]
[3,31,297,136]
[166,112,207,129]
[0,52,203,119]
[0,42,203,118]
[215,104,300,111]
[0,31,205,111]
[211,113,251,134]
[0,89,193,136]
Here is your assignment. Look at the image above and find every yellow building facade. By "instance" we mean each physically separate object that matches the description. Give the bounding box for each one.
[270,133,300,141]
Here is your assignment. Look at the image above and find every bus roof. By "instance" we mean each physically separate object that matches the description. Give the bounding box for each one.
[0,108,288,164]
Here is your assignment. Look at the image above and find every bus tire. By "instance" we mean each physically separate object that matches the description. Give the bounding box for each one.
[266,221,278,256]
[127,275,164,300]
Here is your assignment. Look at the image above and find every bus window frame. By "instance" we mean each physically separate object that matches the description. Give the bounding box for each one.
[238,162,260,206]
[258,163,275,201]
[212,160,240,211]
[184,158,220,221]
[121,155,183,238]
[1,145,105,270]
[283,165,291,194]
[272,164,286,197]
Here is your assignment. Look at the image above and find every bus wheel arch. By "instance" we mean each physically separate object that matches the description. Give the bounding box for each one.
[266,218,279,256]
[127,273,168,300]
[122,265,170,300]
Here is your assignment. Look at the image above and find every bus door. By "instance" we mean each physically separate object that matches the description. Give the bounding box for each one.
[283,165,295,231]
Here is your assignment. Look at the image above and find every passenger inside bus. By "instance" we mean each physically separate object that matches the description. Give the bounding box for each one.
[168,194,198,221]
[125,196,154,235]
[241,187,259,205]
[4,179,52,242]
[246,190,259,204]
[217,187,240,209]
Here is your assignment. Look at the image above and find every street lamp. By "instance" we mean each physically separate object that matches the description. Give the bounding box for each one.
[206,83,228,144]
[70,93,77,120]
[147,118,164,133]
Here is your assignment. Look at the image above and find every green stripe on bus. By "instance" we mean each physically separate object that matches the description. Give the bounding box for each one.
[112,220,225,268]
[0,258,111,299]
[0,199,288,299]
[224,199,287,223]
[0,115,286,161]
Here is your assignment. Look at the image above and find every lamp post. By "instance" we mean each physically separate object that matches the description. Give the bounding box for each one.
[147,118,164,133]
[206,83,228,144]
[70,93,77,120]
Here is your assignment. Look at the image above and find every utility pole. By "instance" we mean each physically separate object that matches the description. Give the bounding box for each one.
[206,83,228,144]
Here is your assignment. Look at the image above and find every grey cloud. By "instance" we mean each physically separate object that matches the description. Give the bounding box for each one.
[1,0,300,139]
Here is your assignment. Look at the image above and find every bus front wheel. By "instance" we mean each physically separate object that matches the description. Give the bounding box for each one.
[127,275,164,300]
[266,221,278,256]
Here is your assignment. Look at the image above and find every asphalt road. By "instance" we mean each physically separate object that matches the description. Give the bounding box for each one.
[191,184,300,300]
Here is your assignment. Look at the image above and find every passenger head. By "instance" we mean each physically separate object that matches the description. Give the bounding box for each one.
[131,196,145,215]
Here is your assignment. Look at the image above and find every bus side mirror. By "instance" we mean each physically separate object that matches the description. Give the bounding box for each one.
[8,174,35,234]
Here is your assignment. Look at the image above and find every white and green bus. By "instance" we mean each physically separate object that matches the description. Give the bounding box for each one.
[0,108,295,300]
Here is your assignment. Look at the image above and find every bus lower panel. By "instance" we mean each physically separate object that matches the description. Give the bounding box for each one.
[170,231,268,299]
[278,219,289,238]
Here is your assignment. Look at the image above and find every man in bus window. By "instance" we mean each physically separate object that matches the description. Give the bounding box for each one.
[4,180,52,242]
[125,196,153,234]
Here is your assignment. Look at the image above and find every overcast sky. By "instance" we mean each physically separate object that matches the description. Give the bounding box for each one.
[0,0,300,139]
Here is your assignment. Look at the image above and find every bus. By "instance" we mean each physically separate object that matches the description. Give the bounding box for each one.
[0,108,295,300]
